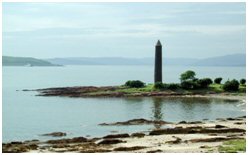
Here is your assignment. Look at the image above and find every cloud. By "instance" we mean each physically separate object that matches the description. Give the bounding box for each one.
[3,3,129,32]
[2,3,246,58]
[3,24,245,41]
[3,3,245,33]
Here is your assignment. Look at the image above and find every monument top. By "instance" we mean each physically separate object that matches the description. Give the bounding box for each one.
[156,40,162,46]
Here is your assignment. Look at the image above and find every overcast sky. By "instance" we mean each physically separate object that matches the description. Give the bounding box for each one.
[3,3,246,59]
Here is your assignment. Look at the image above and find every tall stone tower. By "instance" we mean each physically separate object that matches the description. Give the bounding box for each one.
[154,40,162,83]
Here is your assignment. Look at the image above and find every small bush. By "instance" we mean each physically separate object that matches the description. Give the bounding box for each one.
[154,82,166,89]
[181,81,199,90]
[214,77,222,84]
[166,83,180,90]
[192,78,199,82]
[223,79,239,91]
[197,78,213,88]
[240,79,246,85]
[125,80,145,88]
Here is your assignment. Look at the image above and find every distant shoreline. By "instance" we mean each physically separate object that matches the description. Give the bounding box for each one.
[2,56,61,67]
[3,65,63,67]
[3,53,246,67]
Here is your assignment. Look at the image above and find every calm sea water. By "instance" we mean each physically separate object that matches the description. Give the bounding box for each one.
[2,65,246,142]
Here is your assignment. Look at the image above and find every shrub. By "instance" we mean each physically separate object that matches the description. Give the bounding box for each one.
[214,77,222,84]
[154,82,166,89]
[181,81,199,90]
[180,70,196,82]
[166,83,180,90]
[240,79,246,85]
[197,78,213,88]
[192,78,199,82]
[125,80,145,88]
[223,79,239,91]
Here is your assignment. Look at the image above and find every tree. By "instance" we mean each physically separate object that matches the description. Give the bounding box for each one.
[240,79,246,85]
[223,79,239,91]
[214,77,222,84]
[166,83,180,90]
[197,78,213,88]
[180,70,196,82]
[125,80,145,88]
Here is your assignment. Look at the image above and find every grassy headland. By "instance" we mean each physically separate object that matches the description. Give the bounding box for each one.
[35,70,245,98]
[35,83,245,98]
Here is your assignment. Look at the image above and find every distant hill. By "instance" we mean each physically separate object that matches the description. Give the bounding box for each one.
[46,53,245,66]
[3,56,60,66]
[3,54,244,67]
[193,54,245,66]
[46,57,199,66]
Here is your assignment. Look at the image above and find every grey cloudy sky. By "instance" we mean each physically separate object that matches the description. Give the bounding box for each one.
[3,3,246,59]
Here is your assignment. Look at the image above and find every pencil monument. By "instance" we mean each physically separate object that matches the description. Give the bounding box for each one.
[154,40,162,83]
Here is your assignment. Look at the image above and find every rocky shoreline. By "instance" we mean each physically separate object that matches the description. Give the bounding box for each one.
[3,116,246,153]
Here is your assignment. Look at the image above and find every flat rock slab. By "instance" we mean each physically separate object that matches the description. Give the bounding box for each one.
[99,118,171,126]
[149,127,245,135]
[97,139,126,145]
[46,137,88,144]
[2,143,38,153]
[103,134,130,139]
[41,132,66,137]
[131,133,146,138]
[113,146,147,151]
[188,137,244,143]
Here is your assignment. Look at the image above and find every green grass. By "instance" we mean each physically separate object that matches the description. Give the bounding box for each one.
[209,84,224,92]
[117,84,155,94]
[207,149,214,153]
[239,85,246,93]
[218,139,246,153]
[87,83,245,96]
[116,83,246,94]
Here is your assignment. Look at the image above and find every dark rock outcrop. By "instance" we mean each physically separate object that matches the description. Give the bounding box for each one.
[131,132,146,138]
[41,132,66,137]
[234,122,243,125]
[178,121,203,124]
[46,137,88,144]
[97,139,125,145]
[103,133,130,139]
[166,137,182,144]
[2,143,38,153]
[149,127,245,135]
[188,137,244,143]
[113,146,147,151]
[80,149,112,153]
[51,144,70,148]
[147,149,163,153]
[215,125,226,128]
[99,118,171,126]
[10,141,23,144]
[36,86,119,97]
